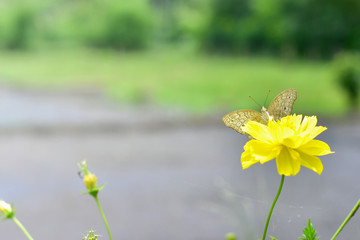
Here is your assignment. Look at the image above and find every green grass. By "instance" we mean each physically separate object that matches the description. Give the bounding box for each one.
[0,48,351,116]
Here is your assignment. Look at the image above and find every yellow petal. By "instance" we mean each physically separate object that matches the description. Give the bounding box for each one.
[300,115,317,134]
[241,143,259,169]
[293,114,303,129]
[308,126,327,139]
[283,132,310,148]
[276,147,301,176]
[242,121,272,143]
[298,151,323,175]
[297,140,334,156]
[296,126,327,147]
[246,140,281,163]
[279,114,302,130]
[268,120,294,143]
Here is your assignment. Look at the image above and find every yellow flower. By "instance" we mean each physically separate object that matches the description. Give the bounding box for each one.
[241,114,333,176]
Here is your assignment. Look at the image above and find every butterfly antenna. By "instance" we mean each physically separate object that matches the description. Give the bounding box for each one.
[249,96,262,108]
[263,90,271,106]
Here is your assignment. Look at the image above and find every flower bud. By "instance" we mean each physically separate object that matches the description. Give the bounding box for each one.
[225,232,237,240]
[84,173,98,191]
[0,200,14,218]
[78,161,104,198]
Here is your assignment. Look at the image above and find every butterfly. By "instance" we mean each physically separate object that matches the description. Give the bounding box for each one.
[222,89,297,135]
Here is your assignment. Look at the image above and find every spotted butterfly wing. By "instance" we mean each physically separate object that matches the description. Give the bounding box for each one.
[267,89,297,121]
[222,110,266,135]
[222,88,297,135]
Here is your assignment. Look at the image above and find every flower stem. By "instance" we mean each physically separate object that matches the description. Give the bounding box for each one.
[262,175,285,240]
[331,198,360,240]
[94,196,113,240]
[11,216,34,240]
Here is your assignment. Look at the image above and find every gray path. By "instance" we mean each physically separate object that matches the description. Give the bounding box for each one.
[0,87,359,240]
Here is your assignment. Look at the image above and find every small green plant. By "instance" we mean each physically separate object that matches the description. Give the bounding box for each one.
[78,161,112,240]
[82,230,99,240]
[299,219,319,240]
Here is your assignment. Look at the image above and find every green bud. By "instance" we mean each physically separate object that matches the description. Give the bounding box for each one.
[225,232,237,240]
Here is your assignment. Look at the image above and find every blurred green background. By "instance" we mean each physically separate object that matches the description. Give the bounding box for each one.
[0,0,360,116]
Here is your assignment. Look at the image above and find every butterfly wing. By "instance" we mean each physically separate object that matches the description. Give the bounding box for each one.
[267,88,297,120]
[222,110,264,135]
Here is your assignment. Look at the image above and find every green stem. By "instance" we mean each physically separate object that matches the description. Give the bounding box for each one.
[331,198,360,240]
[94,196,113,240]
[262,175,285,240]
[12,216,34,240]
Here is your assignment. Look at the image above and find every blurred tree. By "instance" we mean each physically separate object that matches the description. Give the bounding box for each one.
[1,0,360,56]
[0,3,37,50]
[201,0,360,58]
[7,8,34,49]
[201,0,251,53]
[334,52,360,111]
[282,0,360,58]
[43,0,154,50]
[151,0,182,42]
[101,10,152,50]
[150,0,209,43]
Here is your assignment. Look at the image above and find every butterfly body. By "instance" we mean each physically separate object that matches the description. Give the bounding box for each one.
[222,89,297,135]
